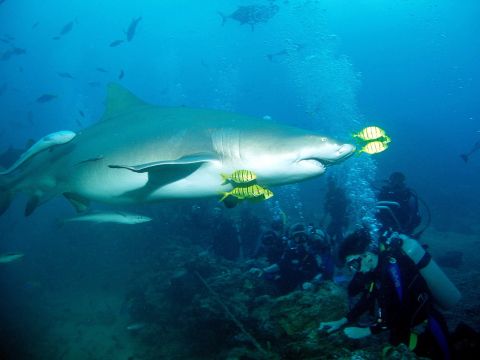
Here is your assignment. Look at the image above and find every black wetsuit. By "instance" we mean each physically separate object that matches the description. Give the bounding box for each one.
[346,250,451,359]
[255,230,285,265]
[377,185,421,236]
[276,242,319,294]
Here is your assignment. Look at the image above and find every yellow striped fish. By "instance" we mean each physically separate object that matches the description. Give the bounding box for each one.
[262,188,274,199]
[354,126,386,142]
[219,184,273,202]
[221,169,257,185]
[359,140,389,155]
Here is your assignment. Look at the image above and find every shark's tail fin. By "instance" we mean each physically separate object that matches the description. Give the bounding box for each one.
[217,12,228,26]
[460,154,469,163]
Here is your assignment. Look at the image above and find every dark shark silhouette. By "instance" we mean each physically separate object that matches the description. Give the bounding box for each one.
[218,4,279,31]
[460,140,480,163]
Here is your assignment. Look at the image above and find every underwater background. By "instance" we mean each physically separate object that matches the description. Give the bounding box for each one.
[0,0,479,359]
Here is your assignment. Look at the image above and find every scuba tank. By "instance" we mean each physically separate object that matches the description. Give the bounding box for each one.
[397,234,461,310]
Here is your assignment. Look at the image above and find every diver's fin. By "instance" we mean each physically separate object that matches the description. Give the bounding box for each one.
[109,152,218,173]
[25,196,40,217]
[460,154,468,163]
[100,83,149,121]
[63,192,90,213]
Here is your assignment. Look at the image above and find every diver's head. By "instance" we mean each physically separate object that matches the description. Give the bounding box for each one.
[345,252,378,273]
[388,171,406,188]
[339,228,379,273]
[289,223,308,244]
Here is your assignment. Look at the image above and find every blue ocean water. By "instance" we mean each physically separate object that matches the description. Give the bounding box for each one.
[0,1,479,359]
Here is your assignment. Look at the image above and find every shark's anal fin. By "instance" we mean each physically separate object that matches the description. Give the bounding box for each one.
[63,192,90,213]
[108,152,218,173]
[25,196,40,217]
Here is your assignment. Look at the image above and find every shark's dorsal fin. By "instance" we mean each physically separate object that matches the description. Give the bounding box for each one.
[101,83,149,121]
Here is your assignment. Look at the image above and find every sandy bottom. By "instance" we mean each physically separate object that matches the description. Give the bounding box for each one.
[24,290,143,360]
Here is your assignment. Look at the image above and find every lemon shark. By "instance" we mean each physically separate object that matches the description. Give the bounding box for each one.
[0,84,355,216]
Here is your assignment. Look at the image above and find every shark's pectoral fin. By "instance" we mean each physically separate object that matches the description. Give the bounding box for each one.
[63,192,90,213]
[25,196,40,217]
[109,153,219,199]
[108,152,218,173]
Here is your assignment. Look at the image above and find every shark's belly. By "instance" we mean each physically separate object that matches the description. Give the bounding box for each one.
[69,161,232,203]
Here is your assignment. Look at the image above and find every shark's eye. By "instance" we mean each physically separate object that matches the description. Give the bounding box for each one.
[320,137,327,142]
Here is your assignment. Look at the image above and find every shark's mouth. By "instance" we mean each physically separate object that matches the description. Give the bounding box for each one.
[299,144,356,168]
[298,158,327,170]
[301,149,355,168]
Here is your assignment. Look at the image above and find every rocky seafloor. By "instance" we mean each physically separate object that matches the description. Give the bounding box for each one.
[121,238,424,360]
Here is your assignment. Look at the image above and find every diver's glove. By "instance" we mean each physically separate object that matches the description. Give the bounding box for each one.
[318,317,348,333]
[343,326,372,339]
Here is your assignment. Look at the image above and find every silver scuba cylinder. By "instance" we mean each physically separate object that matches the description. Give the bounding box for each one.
[400,234,461,310]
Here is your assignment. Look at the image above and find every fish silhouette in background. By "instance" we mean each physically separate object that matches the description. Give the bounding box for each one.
[118,69,125,80]
[218,4,279,31]
[460,140,480,163]
[58,72,75,79]
[109,39,124,47]
[0,35,12,44]
[96,67,108,73]
[267,43,305,62]
[36,94,57,103]
[1,46,26,61]
[126,17,142,41]
[52,19,76,40]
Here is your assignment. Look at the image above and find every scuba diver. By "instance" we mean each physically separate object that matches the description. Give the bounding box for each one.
[261,223,321,295]
[306,224,335,281]
[460,139,480,163]
[255,216,287,265]
[322,176,349,244]
[376,172,422,237]
[318,228,472,360]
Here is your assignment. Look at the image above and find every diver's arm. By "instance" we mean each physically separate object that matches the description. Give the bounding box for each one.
[346,292,372,322]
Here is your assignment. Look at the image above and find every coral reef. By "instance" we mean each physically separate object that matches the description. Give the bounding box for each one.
[126,247,422,359]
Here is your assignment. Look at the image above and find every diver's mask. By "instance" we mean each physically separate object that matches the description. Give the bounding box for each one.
[346,252,378,273]
[346,255,362,272]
